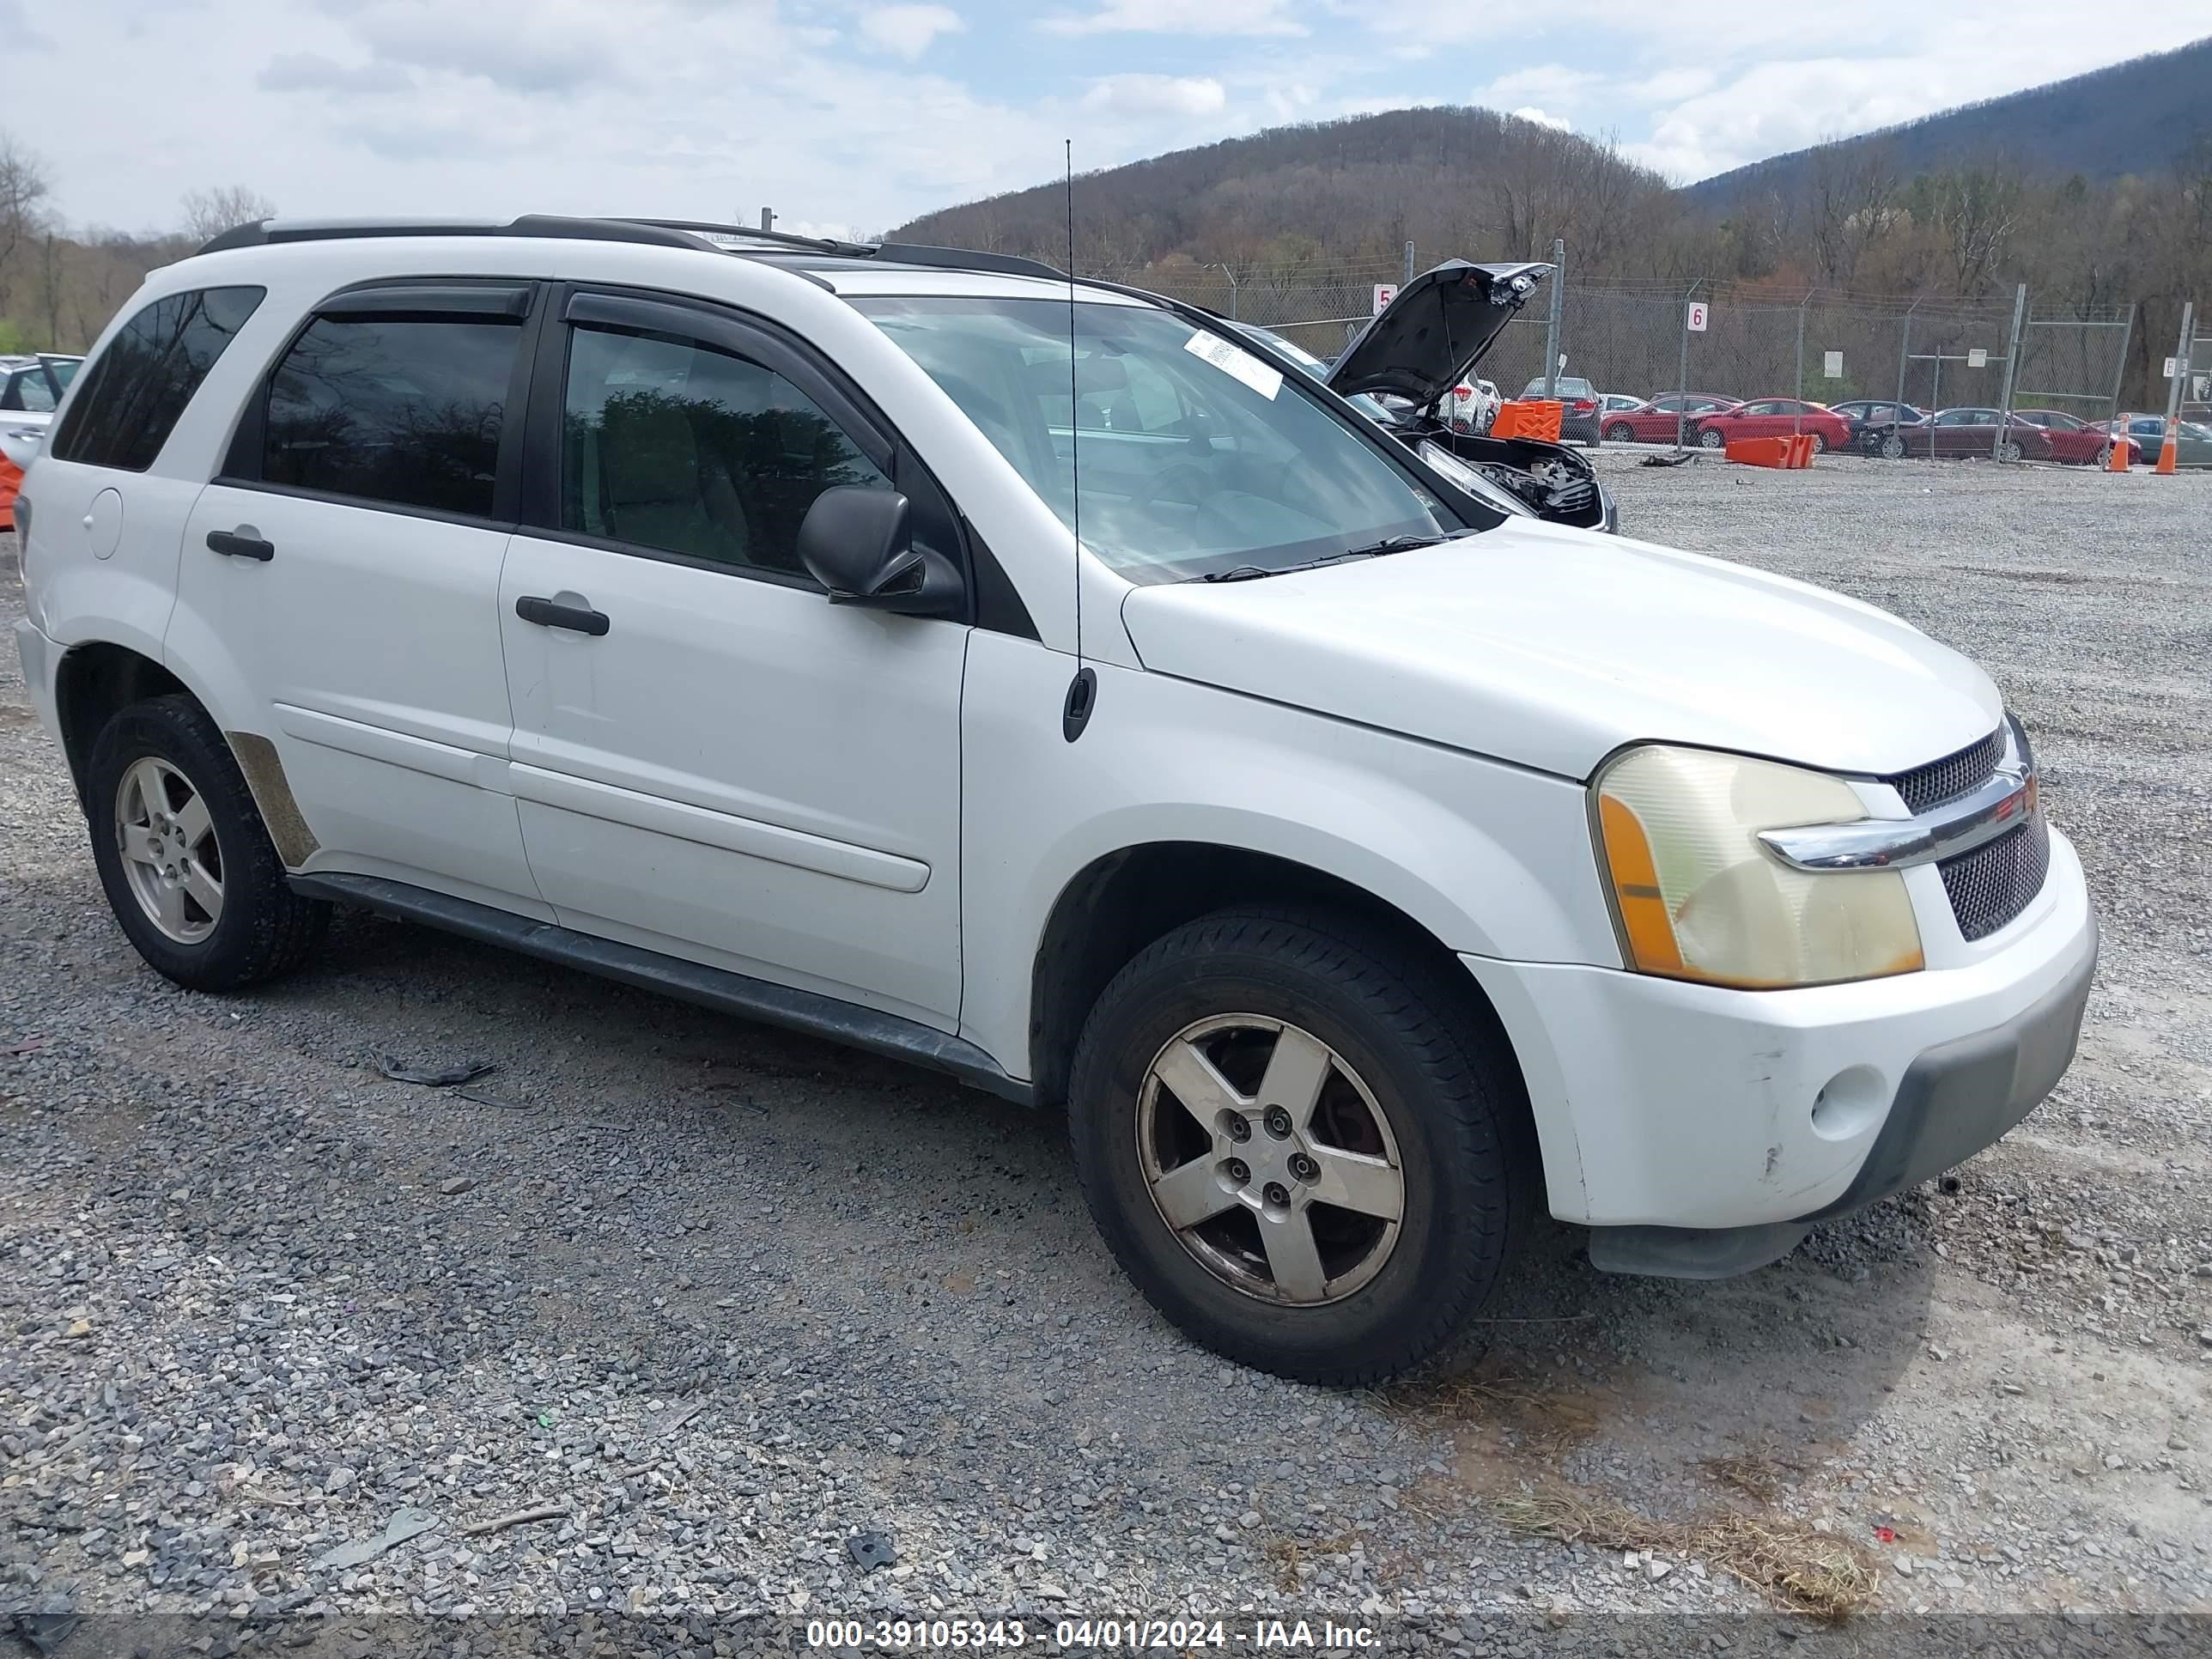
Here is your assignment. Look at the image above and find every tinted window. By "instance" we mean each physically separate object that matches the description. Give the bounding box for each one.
[263,316,520,517]
[50,287,264,471]
[47,358,78,389]
[562,325,890,580]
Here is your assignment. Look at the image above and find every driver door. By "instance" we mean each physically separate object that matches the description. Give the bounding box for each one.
[498,289,970,1027]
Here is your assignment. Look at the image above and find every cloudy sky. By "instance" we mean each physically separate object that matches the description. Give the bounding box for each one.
[9,0,2212,239]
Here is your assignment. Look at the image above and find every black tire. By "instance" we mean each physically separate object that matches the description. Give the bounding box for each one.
[1809,432,1828,453]
[87,695,329,991]
[1880,433,1907,459]
[1697,426,1725,449]
[1602,422,1632,444]
[1067,907,1534,1385]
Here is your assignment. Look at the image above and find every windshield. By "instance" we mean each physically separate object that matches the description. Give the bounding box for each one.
[858,296,1468,584]
[1228,324,1397,425]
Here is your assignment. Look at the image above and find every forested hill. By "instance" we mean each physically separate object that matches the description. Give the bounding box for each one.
[1687,37,2212,206]
[888,106,1679,272]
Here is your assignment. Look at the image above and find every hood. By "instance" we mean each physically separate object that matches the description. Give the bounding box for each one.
[1119,520,2002,781]
[1328,260,1550,411]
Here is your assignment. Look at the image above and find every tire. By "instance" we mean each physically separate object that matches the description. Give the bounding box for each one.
[1880,434,1907,459]
[1998,440,2024,463]
[1603,422,1632,444]
[88,694,330,992]
[1066,907,1534,1385]
[1697,426,1725,449]
[1809,432,1828,453]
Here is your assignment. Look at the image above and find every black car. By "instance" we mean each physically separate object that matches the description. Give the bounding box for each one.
[1827,400,1924,450]
[1322,263,1614,532]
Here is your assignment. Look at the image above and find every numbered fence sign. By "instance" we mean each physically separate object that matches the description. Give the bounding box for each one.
[1371,284,1397,316]
[1686,301,1709,332]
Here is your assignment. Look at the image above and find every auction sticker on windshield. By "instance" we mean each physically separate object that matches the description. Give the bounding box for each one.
[1184,330,1282,400]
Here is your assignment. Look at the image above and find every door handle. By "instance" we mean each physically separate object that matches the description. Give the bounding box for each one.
[515,594,611,636]
[206,529,275,562]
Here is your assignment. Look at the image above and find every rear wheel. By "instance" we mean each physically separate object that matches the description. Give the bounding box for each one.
[1809,432,1828,453]
[88,695,329,991]
[1067,908,1533,1384]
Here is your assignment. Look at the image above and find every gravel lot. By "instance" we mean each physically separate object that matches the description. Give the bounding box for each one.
[4,455,2210,1656]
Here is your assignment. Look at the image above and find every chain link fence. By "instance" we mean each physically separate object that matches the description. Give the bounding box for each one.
[1085,248,2142,465]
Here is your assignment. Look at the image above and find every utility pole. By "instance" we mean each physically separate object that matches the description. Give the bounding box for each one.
[1542,237,1565,399]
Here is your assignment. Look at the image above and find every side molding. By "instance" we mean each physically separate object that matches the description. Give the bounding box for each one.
[288,872,1032,1105]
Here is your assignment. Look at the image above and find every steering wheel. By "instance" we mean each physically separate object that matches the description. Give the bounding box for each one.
[1134,461,1213,514]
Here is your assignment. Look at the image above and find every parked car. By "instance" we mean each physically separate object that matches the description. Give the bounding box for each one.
[0,354,82,528]
[1444,378,1503,434]
[1688,398,1853,453]
[2112,413,2212,468]
[1595,392,1642,420]
[2010,408,2131,465]
[1230,305,1611,532]
[1828,400,1924,446]
[1864,408,2055,462]
[15,216,2093,1383]
[1516,374,1601,444]
[1601,394,1741,445]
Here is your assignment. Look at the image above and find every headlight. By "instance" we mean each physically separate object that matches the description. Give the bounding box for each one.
[1593,745,1923,988]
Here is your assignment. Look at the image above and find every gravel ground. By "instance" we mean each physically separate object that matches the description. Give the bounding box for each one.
[3,456,2209,1657]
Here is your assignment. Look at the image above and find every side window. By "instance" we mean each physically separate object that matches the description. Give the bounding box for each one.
[2,369,53,412]
[262,314,522,517]
[49,286,264,471]
[562,324,889,580]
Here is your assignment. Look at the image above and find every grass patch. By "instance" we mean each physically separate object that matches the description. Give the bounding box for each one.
[1490,1487,1879,1621]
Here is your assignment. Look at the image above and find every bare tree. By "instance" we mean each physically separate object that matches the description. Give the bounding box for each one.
[1929,161,2026,295]
[1805,137,1901,288]
[180,185,278,246]
[0,132,52,316]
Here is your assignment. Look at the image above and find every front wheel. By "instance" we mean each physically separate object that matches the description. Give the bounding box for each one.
[1998,440,2024,463]
[88,695,330,991]
[1880,433,1907,459]
[1697,426,1726,449]
[1603,422,1632,444]
[1067,908,1533,1384]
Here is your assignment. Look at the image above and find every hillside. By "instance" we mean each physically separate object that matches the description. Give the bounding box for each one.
[1687,37,2212,205]
[890,106,1678,274]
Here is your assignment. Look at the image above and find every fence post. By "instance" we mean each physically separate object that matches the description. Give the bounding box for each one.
[1220,264,1238,320]
[2163,301,2197,462]
[1794,294,1809,439]
[2108,302,2136,425]
[1540,239,1566,398]
[1403,241,1415,287]
[1994,283,2027,461]
[1674,278,1700,453]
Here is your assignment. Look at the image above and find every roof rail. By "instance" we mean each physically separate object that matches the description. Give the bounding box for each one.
[193,216,720,258]
[191,214,1073,283]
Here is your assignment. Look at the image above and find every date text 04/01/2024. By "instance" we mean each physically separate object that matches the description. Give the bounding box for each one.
[801,1618,1380,1649]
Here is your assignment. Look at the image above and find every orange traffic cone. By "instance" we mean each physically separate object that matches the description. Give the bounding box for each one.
[2154,426,2179,475]
[2106,434,2130,472]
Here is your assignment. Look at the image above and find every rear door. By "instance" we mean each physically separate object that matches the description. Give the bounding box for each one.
[173,281,544,909]
[496,287,969,1027]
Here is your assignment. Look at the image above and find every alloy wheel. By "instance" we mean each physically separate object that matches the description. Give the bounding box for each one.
[1135,1013,1404,1306]
[114,756,223,944]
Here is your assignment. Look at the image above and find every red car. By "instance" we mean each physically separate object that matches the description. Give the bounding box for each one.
[2013,408,2131,465]
[1601,393,1739,444]
[1688,398,1853,453]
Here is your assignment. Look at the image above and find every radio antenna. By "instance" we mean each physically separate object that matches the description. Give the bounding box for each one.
[1060,137,1096,741]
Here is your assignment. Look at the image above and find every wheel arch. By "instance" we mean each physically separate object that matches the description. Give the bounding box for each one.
[53,640,192,807]
[1026,841,1536,1158]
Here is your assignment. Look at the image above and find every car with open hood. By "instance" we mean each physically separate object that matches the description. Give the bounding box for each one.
[1319,261,1614,532]
[14,216,2094,1386]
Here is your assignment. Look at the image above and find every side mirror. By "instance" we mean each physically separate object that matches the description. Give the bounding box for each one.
[795,486,963,617]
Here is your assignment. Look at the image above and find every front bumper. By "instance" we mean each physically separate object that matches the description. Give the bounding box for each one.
[1461,826,2097,1262]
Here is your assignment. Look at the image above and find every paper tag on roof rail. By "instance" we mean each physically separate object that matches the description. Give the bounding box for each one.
[700,231,755,250]
[1183,330,1281,401]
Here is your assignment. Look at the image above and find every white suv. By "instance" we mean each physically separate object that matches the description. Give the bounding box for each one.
[15,217,2096,1382]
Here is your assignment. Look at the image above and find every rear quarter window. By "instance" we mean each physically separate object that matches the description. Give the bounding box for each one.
[51,287,265,471]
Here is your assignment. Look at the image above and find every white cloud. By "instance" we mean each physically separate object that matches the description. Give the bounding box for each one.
[1042,0,1304,37]
[256,51,412,94]
[858,4,965,59]
[1511,106,1572,132]
[1081,73,1229,117]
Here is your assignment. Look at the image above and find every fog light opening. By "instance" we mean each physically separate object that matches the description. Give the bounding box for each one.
[1809,1065,1887,1142]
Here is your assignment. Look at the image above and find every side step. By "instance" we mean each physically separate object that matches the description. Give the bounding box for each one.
[289,872,1031,1105]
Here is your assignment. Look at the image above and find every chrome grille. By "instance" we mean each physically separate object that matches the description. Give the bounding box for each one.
[1940,817,2051,941]
[1892,728,2003,813]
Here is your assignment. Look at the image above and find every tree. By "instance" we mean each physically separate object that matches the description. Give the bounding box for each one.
[0,132,52,317]
[180,185,277,246]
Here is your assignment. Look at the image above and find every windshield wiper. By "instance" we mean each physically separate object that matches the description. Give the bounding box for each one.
[1196,533,1464,583]
[1340,533,1449,558]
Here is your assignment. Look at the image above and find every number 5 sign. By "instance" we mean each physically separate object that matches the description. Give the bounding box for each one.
[1686,301,1709,332]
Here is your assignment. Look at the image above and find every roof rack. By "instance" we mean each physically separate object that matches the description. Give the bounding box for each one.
[194,214,1073,285]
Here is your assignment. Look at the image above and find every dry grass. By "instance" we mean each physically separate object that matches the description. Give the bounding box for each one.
[1261,1528,1361,1593]
[1490,1486,1879,1621]
[1376,1370,1604,1449]
[1700,1448,1804,1505]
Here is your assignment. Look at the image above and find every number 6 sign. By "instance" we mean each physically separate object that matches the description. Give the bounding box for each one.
[1686,301,1709,332]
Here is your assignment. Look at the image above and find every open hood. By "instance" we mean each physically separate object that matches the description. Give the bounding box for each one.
[1328,260,1550,410]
